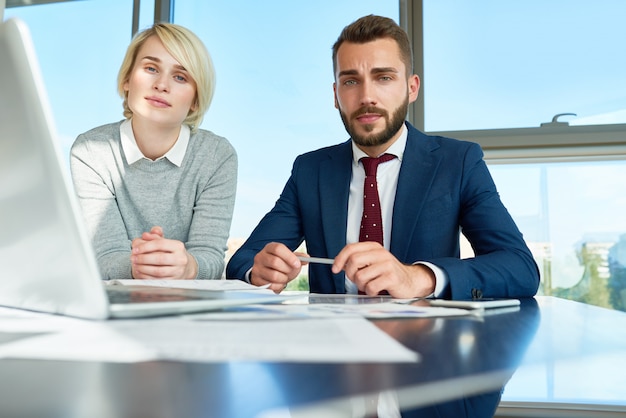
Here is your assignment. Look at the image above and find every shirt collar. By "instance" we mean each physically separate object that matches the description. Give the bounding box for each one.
[351,122,408,165]
[120,119,190,167]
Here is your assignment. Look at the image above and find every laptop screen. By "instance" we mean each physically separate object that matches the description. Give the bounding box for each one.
[0,18,110,319]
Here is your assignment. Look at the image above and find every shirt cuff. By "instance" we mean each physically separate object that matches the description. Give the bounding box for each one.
[244,267,253,283]
[415,261,448,298]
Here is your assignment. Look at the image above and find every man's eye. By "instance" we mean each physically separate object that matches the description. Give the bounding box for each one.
[344,80,357,86]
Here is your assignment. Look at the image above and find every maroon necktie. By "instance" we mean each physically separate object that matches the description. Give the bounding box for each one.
[359,154,396,245]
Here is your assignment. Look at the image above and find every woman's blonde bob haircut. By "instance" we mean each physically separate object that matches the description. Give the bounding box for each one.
[117,22,215,131]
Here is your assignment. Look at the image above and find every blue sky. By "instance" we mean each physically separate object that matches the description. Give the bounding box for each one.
[423,0,626,131]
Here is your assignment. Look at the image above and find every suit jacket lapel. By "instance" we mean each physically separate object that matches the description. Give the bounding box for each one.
[319,141,352,258]
[319,141,352,292]
[391,125,442,261]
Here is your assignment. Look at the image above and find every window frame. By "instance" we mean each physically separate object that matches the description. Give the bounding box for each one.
[407,0,626,163]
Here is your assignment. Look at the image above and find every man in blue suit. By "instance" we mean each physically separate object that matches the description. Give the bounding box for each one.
[227,15,539,300]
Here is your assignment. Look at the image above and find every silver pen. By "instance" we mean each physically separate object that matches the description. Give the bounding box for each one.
[297,256,335,265]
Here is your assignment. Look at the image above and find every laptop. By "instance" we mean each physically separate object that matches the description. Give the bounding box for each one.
[0,17,282,320]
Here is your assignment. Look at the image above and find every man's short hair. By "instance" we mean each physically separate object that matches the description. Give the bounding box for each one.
[332,14,414,77]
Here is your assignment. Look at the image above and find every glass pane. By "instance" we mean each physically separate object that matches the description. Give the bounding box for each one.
[138,0,155,31]
[489,160,626,312]
[4,0,133,164]
[423,0,626,131]
[173,1,399,241]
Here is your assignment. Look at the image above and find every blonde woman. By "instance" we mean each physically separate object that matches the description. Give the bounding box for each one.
[71,23,236,281]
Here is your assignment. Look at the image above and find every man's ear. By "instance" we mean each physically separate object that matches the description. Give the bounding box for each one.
[408,74,420,103]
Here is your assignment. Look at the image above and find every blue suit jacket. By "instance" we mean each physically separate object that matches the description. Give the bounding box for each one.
[227,122,539,298]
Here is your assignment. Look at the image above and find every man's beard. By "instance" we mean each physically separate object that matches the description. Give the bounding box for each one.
[339,98,408,148]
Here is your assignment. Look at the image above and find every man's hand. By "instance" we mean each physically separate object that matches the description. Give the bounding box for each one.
[131,226,198,280]
[250,242,305,293]
[332,242,435,298]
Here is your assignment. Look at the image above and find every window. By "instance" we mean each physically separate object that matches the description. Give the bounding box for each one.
[4,0,135,161]
[490,161,626,311]
[413,0,626,312]
[420,0,626,132]
[172,0,399,242]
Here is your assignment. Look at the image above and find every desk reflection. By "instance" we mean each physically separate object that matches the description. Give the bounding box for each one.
[289,298,540,418]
